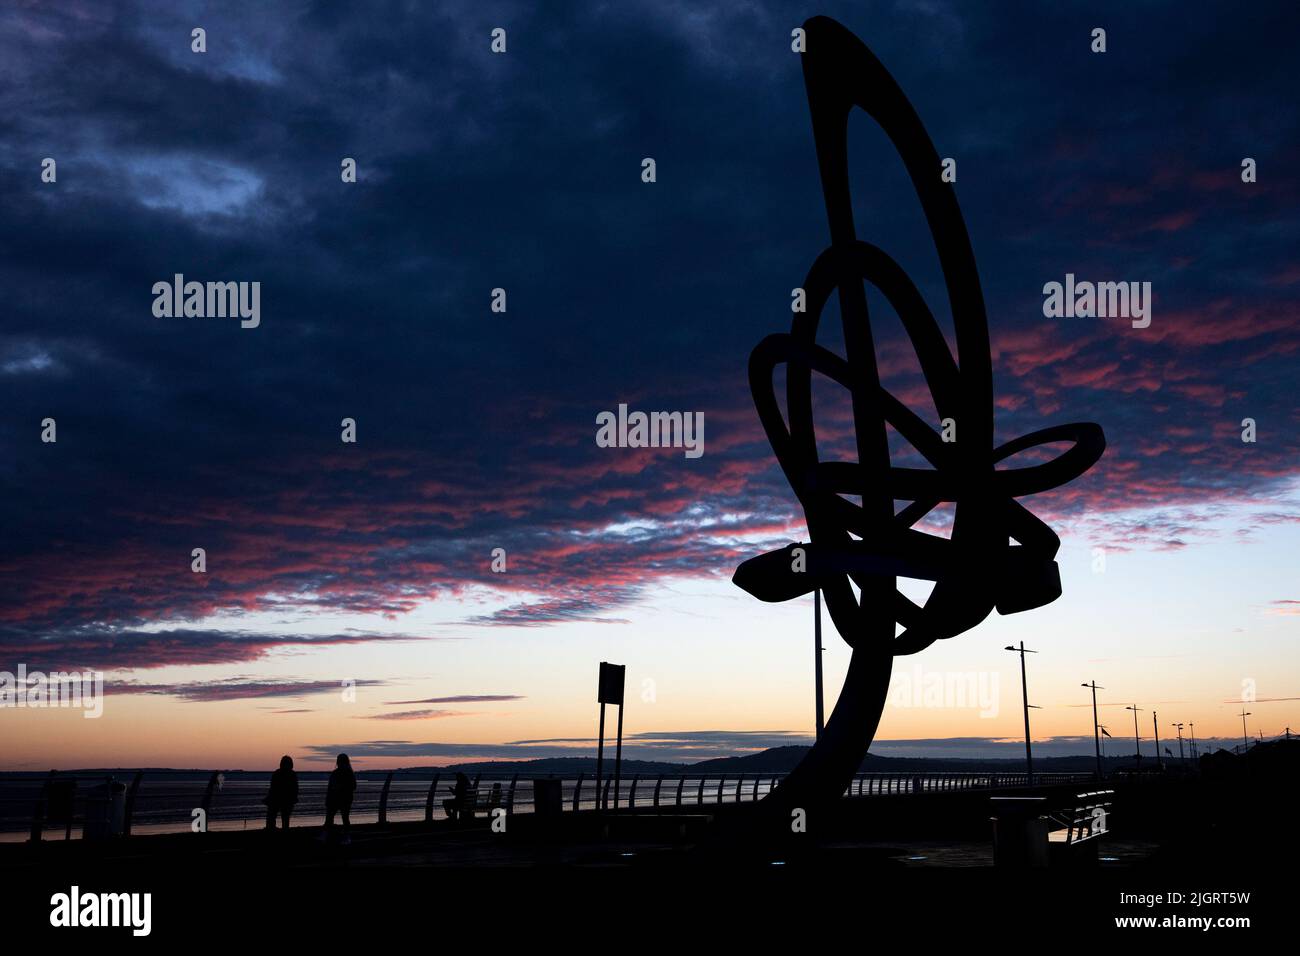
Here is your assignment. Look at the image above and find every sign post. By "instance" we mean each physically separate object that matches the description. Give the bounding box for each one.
[596,662,626,812]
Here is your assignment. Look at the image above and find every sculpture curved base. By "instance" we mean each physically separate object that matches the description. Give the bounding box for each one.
[757,640,894,831]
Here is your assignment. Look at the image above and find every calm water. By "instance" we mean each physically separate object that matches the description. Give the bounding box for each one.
[0,772,796,841]
[0,770,1036,842]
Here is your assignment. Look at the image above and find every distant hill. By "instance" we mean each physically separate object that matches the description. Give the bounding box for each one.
[686,747,1116,774]
[434,756,687,776]
[406,746,1133,776]
[22,746,1169,778]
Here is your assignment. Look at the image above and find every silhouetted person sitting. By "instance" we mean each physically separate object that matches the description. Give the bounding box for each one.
[323,753,356,844]
[443,772,472,821]
[265,755,298,830]
[489,781,502,809]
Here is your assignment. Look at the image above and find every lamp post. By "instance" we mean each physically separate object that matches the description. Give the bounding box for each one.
[1005,642,1038,785]
[1152,710,1162,771]
[1189,722,1197,761]
[1172,722,1185,763]
[813,590,825,740]
[1126,705,1144,770]
[1082,681,1105,780]
[1239,708,1252,754]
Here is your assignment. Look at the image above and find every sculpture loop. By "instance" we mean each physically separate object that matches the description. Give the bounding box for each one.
[733,16,1105,817]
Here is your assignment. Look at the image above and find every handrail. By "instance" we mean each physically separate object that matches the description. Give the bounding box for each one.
[378,771,394,825]
[0,768,1101,840]
[123,770,144,837]
[423,772,441,822]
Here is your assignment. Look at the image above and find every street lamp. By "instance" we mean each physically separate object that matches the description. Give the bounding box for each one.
[1005,643,1037,785]
[813,589,824,740]
[1082,681,1105,780]
[1172,722,1185,763]
[1239,708,1252,754]
[1126,705,1144,770]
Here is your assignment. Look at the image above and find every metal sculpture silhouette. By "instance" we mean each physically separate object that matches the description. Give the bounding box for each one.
[734,17,1105,820]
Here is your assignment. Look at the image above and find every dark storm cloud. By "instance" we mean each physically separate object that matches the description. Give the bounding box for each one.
[1,0,1297,668]
[0,622,413,672]
[355,709,473,721]
[111,676,388,701]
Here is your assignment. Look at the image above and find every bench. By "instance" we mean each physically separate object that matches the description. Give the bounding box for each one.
[443,785,505,821]
[991,789,1113,866]
[1045,789,1113,864]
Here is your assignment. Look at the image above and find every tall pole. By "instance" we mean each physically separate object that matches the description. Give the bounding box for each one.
[1173,723,1184,763]
[1082,681,1104,780]
[1189,722,1197,761]
[613,700,624,812]
[595,701,606,811]
[1239,708,1251,754]
[1006,643,1036,785]
[1152,710,1162,770]
[814,589,825,739]
[1126,705,1143,769]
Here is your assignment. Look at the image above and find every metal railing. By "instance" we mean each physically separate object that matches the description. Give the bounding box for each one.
[0,768,1098,841]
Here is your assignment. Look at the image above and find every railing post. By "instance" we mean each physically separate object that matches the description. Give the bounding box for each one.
[29,770,55,842]
[629,776,639,809]
[378,771,394,825]
[912,775,922,795]
[573,773,585,813]
[507,773,519,815]
[696,776,706,806]
[653,775,663,809]
[752,776,760,801]
[424,772,442,822]
[200,771,222,831]
[676,776,685,807]
[736,775,744,802]
[123,770,144,837]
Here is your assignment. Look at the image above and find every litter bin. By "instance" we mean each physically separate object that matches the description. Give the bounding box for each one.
[990,796,1050,867]
[533,778,563,818]
[84,777,127,840]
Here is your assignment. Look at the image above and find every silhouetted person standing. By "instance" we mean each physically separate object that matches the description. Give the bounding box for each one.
[266,755,298,830]
[324,753,356,844]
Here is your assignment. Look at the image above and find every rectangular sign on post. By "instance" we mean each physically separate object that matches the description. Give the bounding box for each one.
[598,661,625,705]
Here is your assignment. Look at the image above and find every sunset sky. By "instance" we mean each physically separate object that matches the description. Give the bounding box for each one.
[2,1,1297,770]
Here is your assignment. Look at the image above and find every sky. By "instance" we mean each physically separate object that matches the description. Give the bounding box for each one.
[0,0,1297,770]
